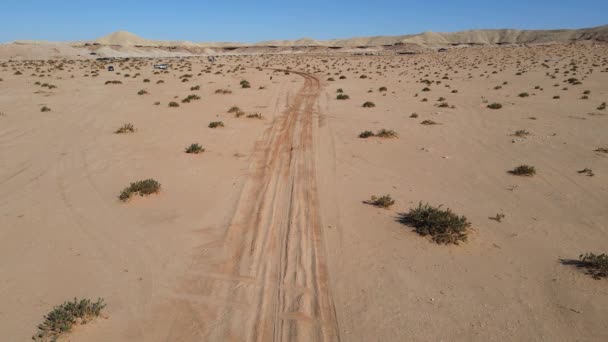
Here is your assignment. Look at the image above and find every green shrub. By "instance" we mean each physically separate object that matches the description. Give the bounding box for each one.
[119,179,161,201]
[509,165,536,176]
[168,101,179,107]
[185,143,204,154]
[399,202,470,245]
[336,88,343,93]
[366,194,395,209]
[578,253,608,279]
[240,80,251,88]
[209,121,224,128]
[190,85,200,91]
[33,298,105,342]
[362,101,375,108]
[115,123,134,134]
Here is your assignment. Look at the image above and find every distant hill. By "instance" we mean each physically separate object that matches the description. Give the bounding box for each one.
[92,25,608,48]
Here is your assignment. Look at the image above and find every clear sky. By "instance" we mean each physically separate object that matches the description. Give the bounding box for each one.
[1,0,607,43]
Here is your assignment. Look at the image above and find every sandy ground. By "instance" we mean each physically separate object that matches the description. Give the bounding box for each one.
[1,44,607,341]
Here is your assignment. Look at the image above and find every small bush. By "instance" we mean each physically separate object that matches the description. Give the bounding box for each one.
[115,123,134,134]
[168,101,179,107]
[487,103,502,109]
[181,94,201,103]
[518,92,529,97]
[185,143,204,154]
[209,121,224,128]
[376,129,397,138]
[215,89,232,94]
[410,113,419,118]
[336,88,343,93]
[379,86,387,92]
[598,102,607,110]
[137,89,148,95]
[40,106,51,112]
[362,101,375,108]
[513,129,530,137]
[240,80,251,88]
[105,80,122,85]
[190,85,200,91]
[399,202,470,245]
[366,195,395,209]
[119,179,161,201]
[594,147,608,153]
[336,94,350,100]
[246,112,263,119]
[578,253,608,279]
[359,130,374,138]
[421,120,437,125]
[33,298,105,342]
[509,165,536,176]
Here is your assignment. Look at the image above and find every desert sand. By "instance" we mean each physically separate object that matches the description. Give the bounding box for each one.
[1,39,607,342]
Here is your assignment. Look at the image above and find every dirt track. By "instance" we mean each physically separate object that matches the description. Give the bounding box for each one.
[167,71,341,341]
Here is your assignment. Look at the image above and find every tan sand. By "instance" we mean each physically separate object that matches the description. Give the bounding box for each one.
[0,43,607,341]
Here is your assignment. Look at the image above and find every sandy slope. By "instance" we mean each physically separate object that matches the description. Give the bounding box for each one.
[1,44,607,341]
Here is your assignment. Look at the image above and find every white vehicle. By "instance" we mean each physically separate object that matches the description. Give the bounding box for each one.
[207,56,216,63]
[153,63,168,70]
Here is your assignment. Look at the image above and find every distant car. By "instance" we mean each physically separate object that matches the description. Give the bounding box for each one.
[107,66,114,71]
[153,64,168,70]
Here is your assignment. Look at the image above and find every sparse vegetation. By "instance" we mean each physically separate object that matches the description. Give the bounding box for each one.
[336,94,350,100]
[362,101,376,108]
[185,143,204,154]
[578,253,608,279]
[115,123,135,134]
[366,194,395,209]
[33,298,105,342]
[240,80,251,88]
[168,101,179,107]
[487,103,502,109]
[399,202,470,245]
[509,165,536,176]
[209,121,224,128]
[119,179,161,201]
[40,106,51,112]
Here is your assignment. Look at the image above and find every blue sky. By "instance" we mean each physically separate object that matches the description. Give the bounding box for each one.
[1,0,607,43]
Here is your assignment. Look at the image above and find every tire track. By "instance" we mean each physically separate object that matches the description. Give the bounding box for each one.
[171,70,340,342]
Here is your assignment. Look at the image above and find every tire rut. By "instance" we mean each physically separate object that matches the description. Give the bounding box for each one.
[171,70,340,342]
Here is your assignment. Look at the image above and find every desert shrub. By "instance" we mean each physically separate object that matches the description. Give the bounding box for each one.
[410,113,419,118]
[359,75,367,79]
[246,112,263,119]
[115,123,135,134]
[336,88,343,93]
[594,147,608,153]
[583,90,591,95]
[156,80,164,84]
[181,94,201,103]
[40,106,51,112]
[154,101,160,105]
[190,85,200,91]
[421,120,437,125]
[518,92,529,97]
[119,179,161,201]
[366,194,395,209]
[327,77,335,81]
[137,89,148,95]
[509,165,536,176]
[168,101,179,107]
[578,253,608,279]
[339,75,347,79]
[143,78,150,83]
[336,94,350,100]
[185,143,204,154]
[215,89,232,94]
[359,130,374,138]
[379,86,387,92]
[513,129,530,137]
[209,121,224,128]
[494,85,502,90]
[422,87,430,92]
[33,298,105,341]
[105,80,122,85]
[362,101,375,108]
[240,80,251,88]
[598,102,607,110]
[399,202,470,245]
[553,95,560,99]
[487,103,502,109]
[376,129,397,138]
[228,106,241,113]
